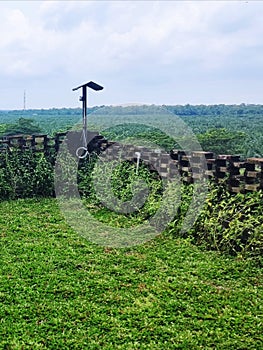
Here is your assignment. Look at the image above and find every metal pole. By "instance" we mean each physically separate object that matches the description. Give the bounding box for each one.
[82,85,87,147]
[73,81,103,159]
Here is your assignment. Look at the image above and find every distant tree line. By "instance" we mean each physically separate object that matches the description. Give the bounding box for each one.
[0,104,262,157]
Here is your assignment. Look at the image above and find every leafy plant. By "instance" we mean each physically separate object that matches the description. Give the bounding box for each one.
[0,149,54,199]
[176,183,263,264]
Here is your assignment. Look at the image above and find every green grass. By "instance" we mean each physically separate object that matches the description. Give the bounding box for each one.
[0,198,262,349]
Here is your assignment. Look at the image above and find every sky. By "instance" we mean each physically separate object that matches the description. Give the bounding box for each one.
[1,0,263,110]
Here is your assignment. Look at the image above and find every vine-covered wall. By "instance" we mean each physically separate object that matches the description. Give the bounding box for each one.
[1,131,262,194]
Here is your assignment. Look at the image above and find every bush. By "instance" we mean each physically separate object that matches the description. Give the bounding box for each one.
[0,150,54,200]
[169,183,263,265]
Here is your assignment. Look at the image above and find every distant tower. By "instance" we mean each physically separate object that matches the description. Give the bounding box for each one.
[23,90,26,110]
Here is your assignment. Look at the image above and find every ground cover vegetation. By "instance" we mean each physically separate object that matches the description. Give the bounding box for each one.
[0,105,262,348]
[0,198,262,349]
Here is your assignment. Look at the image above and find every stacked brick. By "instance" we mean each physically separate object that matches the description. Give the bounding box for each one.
[95,142,168,177]
[214,155,243,192]
[0,134,51,153]
[0,133,263,193]
[191,151,214,181]
[244,158,263,192]
[170,150,214,183]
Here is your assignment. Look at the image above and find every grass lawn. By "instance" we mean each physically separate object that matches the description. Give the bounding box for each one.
[0,198,262,349]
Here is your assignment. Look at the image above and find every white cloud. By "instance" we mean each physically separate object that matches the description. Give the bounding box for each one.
[1,0,263,108]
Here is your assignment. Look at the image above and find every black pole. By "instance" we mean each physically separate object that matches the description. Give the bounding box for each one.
[72,81,104,158]
[82,85,87,147]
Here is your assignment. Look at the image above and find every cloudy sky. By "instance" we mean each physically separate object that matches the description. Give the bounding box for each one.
[1,0,263,109]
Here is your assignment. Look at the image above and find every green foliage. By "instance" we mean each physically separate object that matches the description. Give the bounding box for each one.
[102,124,176,151]
[78,156,163,224]
[1,103,263,156]
[167,183,263,265]
[0,109,81,137]
[4,117,42,136]
[165,105,263,158]
[197,128,246,155]
[0,150,54,199]
[0,105,262,348]
[0,144,261,263]
[78,156,263,263]
[0,198,262,349]
[190,184,263,264]
[0,123,7,135]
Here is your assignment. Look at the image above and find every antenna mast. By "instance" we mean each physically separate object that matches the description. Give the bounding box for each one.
[23,90,26,110]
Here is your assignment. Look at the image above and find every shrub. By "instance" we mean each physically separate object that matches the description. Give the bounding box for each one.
[0,150,54,200]
[170,183,263,265]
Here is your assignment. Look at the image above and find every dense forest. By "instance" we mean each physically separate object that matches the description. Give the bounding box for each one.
[0,104,262,158]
